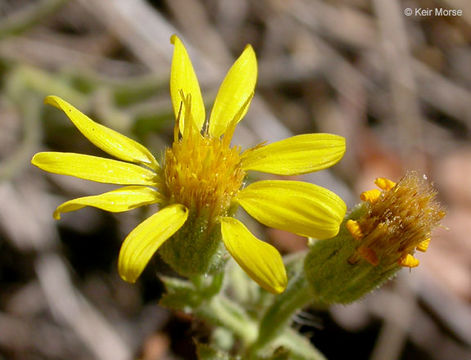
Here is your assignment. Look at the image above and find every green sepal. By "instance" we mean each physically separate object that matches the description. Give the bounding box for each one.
[159,210,228,276]
[304,204,400,304]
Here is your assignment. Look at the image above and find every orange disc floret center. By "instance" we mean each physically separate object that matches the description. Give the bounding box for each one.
[348,173,445,267]
[163,133,246,219]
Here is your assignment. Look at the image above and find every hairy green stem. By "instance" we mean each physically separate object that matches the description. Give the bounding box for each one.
[274,329,326,360]
[196,295,258,346]
[250,272,312,354]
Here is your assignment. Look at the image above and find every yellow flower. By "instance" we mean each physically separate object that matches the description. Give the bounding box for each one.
[31,35,346,294]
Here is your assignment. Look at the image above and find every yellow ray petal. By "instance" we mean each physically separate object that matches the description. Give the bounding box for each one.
[209,45,257,137]
[237,180,346,239]
[170,35,205,132]
[32,152,158,185]
[45,96,159,169]
[53,186,163,220]
[118,204,188,283]
[241,134,345,175]
[220,217,287,294]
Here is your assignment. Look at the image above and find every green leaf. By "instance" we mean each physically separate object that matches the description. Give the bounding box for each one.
[195,342,234,360]
[159,276,202,310]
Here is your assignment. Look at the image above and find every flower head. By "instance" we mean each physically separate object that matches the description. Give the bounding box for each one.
[31,35,346,294]
[346,173,445,268]
[304,172,445,303]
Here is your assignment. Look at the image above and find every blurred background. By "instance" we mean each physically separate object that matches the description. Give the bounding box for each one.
[0,0,470,359]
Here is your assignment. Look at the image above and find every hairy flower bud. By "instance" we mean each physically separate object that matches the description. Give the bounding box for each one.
[304,172,445,304]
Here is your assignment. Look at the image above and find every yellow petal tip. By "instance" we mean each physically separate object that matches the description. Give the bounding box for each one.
[119,272,137,284]
[53,210,61,220]
[271,282,287,295]
[244,44,255,54]
[30,152,48,169]
[44,95,62,108]
[220,217,287,294]
[170,34,178,44]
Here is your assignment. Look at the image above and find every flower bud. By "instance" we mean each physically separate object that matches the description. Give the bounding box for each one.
[304,172,445,304]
